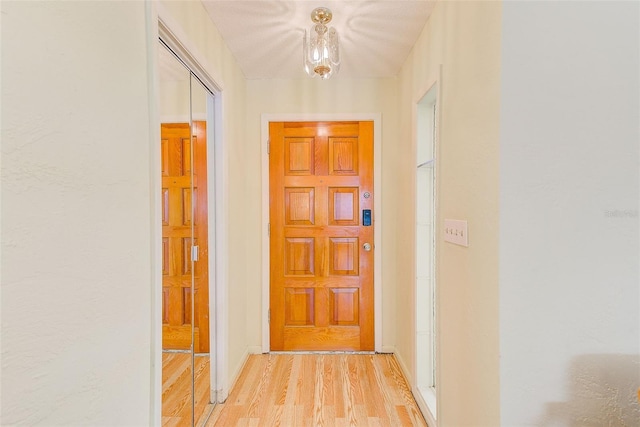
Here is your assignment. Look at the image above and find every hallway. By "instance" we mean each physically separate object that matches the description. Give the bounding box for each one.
[4,1,638,425]
[206,354,427,426]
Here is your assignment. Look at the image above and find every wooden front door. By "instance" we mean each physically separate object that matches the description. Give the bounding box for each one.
[269,121,374,351]
[161,122,209,353]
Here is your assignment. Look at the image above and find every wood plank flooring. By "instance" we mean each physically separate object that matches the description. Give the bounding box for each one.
[162,352,214,427]
[206,353,427,427]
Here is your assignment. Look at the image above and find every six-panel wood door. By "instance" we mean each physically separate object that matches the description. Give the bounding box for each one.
[161,122,209,353]
[269,121,374,351]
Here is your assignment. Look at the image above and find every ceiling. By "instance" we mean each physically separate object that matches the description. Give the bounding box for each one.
[201,1,436,80]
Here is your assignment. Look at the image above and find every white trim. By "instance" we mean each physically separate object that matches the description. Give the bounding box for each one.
[261,113,383,353]
[433,65,444,424]
[205,94,215,403]
[380,345,395,354]
[246,345,263,354]
[411,66,443,427]
[145,3,162,424]
[414,81,438,417]
[394,348,413,388]
[219,347,252,403]
[213,94,229,403]
[413,385,438,427]
[394,348,435,426]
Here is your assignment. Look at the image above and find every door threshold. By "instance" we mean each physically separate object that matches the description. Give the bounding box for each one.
[268,351,377,355]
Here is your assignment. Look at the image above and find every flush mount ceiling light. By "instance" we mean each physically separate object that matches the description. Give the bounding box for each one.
[303,7,340,79]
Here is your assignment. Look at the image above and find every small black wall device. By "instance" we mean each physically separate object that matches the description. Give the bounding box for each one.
[363,209,372,226]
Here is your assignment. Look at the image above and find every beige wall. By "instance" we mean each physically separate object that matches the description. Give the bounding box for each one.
[245,78,399,350]
[396,1,502,425]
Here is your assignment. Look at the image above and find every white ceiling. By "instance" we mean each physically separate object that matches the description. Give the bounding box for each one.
[201,0,436,80]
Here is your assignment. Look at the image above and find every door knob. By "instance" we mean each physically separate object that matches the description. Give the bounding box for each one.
[363,243,372,251]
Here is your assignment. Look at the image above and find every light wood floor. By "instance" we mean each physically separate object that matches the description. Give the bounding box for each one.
[206,353,428,427]
[162,352,214,427]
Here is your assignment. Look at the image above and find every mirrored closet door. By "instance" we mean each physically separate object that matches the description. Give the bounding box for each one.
[159,40,215,426]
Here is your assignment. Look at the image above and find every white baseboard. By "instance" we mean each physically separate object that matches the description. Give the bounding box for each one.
[393,348,414,386]
[220,347,251,403]
[380,345,395,354]
[220,346,264,402]
[413,386,437,427]
[247,345,263,354]
[391,348,437,427]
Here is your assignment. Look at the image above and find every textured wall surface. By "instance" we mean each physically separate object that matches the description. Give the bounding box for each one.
[1,1,153,424]
[500,1,640,424]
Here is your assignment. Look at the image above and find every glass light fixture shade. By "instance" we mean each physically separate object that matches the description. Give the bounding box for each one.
[303,16,340,79]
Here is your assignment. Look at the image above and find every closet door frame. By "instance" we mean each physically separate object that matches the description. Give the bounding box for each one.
[148,4,228,424]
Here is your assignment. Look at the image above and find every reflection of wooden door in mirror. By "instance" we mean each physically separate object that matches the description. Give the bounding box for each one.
[161,121,209,353]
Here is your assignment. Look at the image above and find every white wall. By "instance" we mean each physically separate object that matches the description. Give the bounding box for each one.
[500,1,640,425]
[1,1,153,424]
[396,2,502,425]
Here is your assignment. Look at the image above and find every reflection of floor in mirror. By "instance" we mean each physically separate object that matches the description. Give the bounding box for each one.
[162,352,214,427]
[205,353,427,426]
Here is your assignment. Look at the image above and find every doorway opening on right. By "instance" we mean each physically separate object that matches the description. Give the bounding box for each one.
[415,84,438,421]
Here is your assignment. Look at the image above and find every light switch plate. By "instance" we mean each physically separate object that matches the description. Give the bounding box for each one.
[444,219,468,247]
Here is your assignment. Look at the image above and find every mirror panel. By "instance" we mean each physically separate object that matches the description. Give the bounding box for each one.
[190,73,213,425]
[159,42,194,426]
[159,40,216,426]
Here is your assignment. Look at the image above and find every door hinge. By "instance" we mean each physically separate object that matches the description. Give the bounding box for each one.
[191,245,199,262]
[268,309,271,324]
[267,139,270,154]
